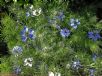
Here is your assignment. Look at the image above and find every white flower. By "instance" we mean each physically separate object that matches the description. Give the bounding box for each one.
[29,5,34,10]
[24,58,33,67]
[48,71,54,76]
[13,0,17,2]
[55,72,61,76]
[66,63,70,69]
[37,8,42,14]
[12,46,23,56]
[48,71,61,76]
[32,8,42,16]
[32,10,37,16]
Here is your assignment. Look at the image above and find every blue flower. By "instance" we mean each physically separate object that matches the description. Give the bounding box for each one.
[88,31,101,41]
[60,28,70,38]
[56,12,65,21]
[89,68,95,76]
[20,26,36,42]
[26,12,30,17]
[21,36,27,42]
[69,18,80,29]
[88,32,94,38]
[21,26,28,34]
[72,60,81,70]
[28,29,36,39]
[12,46,23,55]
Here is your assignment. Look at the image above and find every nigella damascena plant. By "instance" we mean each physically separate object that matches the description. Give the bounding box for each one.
[60,28,70,38]
[12,46,23,56]
[88,31,101,41]
[24,57,33,67]
[69,18,80,29]
[71,60,81,70]
[20,26,36,42]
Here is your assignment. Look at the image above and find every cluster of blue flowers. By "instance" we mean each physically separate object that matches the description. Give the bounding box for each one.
[11,25,37,74]
[88,31,101,41]
[48,11,81,38]
[20,26,36,42]
[59,13,101,42]
[71,60,96,76]
[59,17,80,37]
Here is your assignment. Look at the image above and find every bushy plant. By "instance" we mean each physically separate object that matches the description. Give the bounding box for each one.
[1,0,102,76]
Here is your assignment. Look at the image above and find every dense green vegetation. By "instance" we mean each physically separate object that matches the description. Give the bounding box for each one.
[0,0,102,76]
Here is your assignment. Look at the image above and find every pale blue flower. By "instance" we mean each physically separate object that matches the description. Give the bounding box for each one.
[60,28,70,38]
[26,12,30,17]
[56,12,65,21]
[21,36,27,42]
[69,18,80,29]
[12,46,23,55]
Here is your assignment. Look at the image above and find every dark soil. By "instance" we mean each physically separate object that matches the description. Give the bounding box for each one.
[0,41,10,57]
